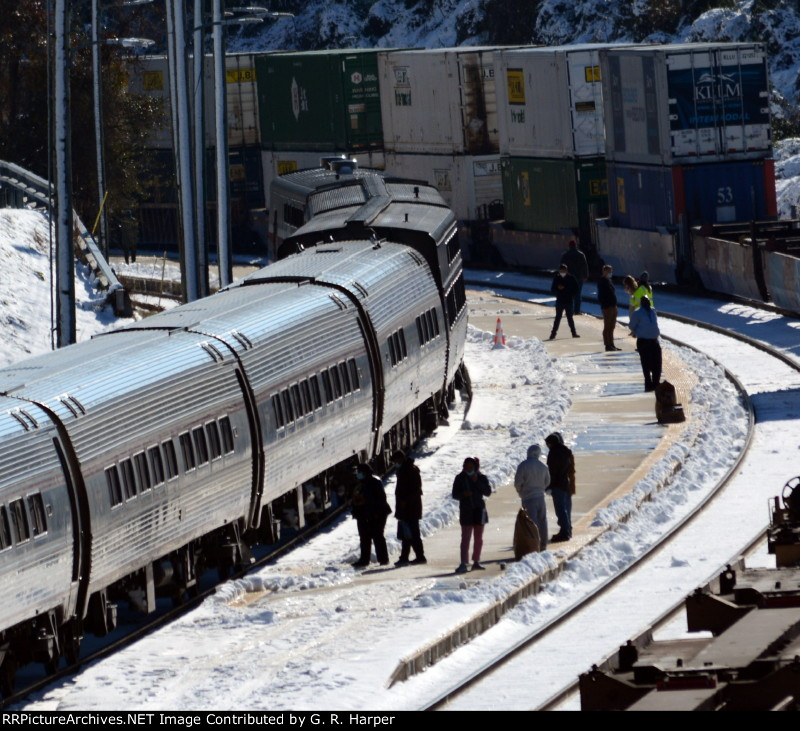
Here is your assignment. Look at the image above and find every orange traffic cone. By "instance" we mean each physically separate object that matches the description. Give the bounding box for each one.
[493,317,506,348]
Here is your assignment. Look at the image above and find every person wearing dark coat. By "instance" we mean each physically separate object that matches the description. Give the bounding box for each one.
[545,432,576,542]
[392,450,426,566]
[560,239,589,314]
[549,264,580,340]
[628,295,662,392]
[351,463,390,568]
[452,457,492,573]
[597,264,621,352]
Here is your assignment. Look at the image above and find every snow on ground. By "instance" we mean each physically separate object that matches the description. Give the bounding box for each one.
[0,208,130,366]
[775,137,800,219]
[17,306,754,711]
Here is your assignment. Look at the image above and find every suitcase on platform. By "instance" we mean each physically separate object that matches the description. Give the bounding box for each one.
[655,380,686,424]
[513,508,541,559]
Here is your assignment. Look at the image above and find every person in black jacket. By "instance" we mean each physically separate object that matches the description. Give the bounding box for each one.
[392,450,426,566]
[452,457,492,573]
[597,264,621,351]
[549,265,580,340]
[560,240,589,314]
[351,463,390,568]
[545,432,576,542]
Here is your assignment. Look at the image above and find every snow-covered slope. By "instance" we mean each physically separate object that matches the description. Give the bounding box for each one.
[0,208,130,367]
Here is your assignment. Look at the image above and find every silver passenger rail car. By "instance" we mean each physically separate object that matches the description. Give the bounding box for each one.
[0,166,469,695]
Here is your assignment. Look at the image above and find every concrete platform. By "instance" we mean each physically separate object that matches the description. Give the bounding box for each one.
[364,292,695,586]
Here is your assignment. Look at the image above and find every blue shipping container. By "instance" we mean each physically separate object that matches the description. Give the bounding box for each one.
[608,159,776,231]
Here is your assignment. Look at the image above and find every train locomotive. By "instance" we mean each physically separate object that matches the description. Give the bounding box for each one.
[0,164,468,693]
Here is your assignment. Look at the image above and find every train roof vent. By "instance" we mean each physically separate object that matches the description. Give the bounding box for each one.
[231,331,253,351]
[329,293,347,311]
[10,409,38,431]
[407,250,424,266]
[59,395,85,418]
[200,343,225,363]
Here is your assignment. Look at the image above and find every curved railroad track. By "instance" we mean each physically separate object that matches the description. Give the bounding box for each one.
[423,283,800,711]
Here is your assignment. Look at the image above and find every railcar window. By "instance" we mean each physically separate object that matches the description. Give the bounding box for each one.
[330,366,342,398]
[206,422,222,459]
[9,498,30,543]
[163,440,179,479]
[321,370,333,404]
[447,232,460,263]
[27,494,47,536]
[290,384,304,417]
[301,380,313,414]
[106,466,123,506]
[149,446,165,486]
[388,336,397,366]
[432,309,440,336]
[416,317,424,346]
[120,458,137,499]
[399,329,407,358]
[425,311,435,339]
[219,417,235,454]
[421,314,430,343]
[310,376,322,409]
[193,427,209,466]
[180,432,196,471]
[348,359,359,390]
[446,290,457,327]
[0,507,11,549]
[339,362,351,393]
[134,452,151,492]
[281,390,295,423]
[272,395,285,428]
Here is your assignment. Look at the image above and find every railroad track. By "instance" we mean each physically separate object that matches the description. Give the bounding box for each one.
[1,503,352,708]
[423,283,800,711]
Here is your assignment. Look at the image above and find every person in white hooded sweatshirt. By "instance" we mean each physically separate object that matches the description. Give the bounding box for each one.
[514,445,551,550]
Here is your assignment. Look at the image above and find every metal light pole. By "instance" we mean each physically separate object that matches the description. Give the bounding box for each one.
[55,0,75,347]
[212,0,231,288]
[91,0,109,258]
[193,0,209,298]
[170,0,199,302]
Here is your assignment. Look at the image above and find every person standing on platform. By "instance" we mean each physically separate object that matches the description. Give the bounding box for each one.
[636,271,654,308]
[623,275,639,316]
[545,432,576,542]
[628,295,662,392]
[392,450,426,566]
[351,463,391,568]
[452,457,492,573]
[549,265,580,340]
[561,239,589,314]
[598,265,621,351]
[514,445,551,551]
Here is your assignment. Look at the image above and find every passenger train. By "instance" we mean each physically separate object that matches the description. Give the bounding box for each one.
[0,163,468,693]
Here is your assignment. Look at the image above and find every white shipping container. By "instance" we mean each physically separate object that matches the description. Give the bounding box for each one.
[601,43,771,165]
[126,55,172,148]
[127,53,262,149]
[379,48,516,155]
[383,153,503,221]
[495,44,612,158]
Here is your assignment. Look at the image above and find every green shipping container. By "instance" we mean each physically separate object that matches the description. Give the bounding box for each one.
[256,50,384,151]
[501,157,608,240]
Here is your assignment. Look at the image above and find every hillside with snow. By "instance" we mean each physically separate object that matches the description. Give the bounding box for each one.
[0,209,130,367]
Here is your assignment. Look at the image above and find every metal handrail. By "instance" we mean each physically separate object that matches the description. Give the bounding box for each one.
[0,159,131,316]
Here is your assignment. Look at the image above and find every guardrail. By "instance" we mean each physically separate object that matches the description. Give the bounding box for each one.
[0,160,132,317]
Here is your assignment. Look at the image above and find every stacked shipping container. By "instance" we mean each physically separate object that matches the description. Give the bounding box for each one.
[378,47,509,221]
[126,53,266,252]
[600,43,777,232]
[494,45,614,247]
